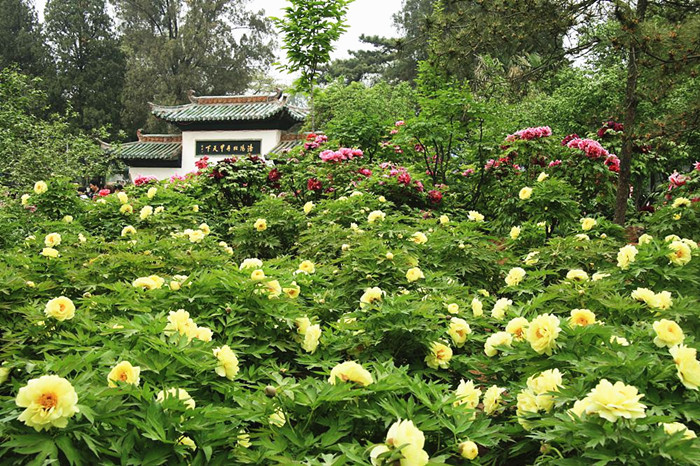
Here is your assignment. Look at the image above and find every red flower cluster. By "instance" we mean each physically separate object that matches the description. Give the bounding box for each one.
[561,134,579,146]
[505,126,552,142]
[133,175,157,186]
[597,121,624,138]
[307,178,322,191]
[566,138,609,159]
[195,156,209,169]
[304,133,328,150]
[428,190,443,204]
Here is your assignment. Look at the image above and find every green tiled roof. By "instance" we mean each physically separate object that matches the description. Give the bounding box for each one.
[112,141,182,160]
[150,100,308,123]
[269,139,304,155]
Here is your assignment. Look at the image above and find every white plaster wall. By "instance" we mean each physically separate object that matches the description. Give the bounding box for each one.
[182,130,282,171]
[126,130,282,181]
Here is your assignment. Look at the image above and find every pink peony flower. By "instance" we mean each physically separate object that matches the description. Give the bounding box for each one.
[506,126,552,142]
[566,138,609,159]
[668,171,689,190]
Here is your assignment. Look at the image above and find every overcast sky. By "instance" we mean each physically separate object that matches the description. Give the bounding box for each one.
[32,0,403,83]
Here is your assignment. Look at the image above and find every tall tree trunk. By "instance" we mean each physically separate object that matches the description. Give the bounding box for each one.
[613,0,648,225]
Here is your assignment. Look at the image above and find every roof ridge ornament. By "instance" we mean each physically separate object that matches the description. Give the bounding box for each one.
[187,89,199,104]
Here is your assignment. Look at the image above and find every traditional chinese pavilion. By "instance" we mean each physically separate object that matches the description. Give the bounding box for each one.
[108,90,308,181]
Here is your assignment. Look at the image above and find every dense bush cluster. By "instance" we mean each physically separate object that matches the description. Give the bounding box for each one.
[1,127,700,464]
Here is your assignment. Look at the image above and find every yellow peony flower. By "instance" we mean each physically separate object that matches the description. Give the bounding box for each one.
[0,366,10,384]
[662,422,696,440]
[610,335,630,346]
[527,369,563,412]
[132,276,158,290]
[213,345,239,380]
[117,192,128,204]
[328,361,373,387]
[40,247,59,258]
[254,218,267,231]
[107,361,141,387]
[459,440,479,460]
[484,331,513,357]
[119,204,133,215]
[592,271,610,281]
[34,180,48,194]
[303,201,314,214]
[187,229,204,243]
[519,186,533,200]
[237,431,252,448]
[448,317,471,347]
[537,172,549,182]
[569,308,596,327]
[506,317,529,341]
[668,240,692,266]
[584,379,646,422]
[21,193,31,205]
[264,280,283,298]
[672,197,691,208]
[509,226,521,240]
[483,385,506,415]
[385,251,394,260]
[298,260,315,274]
[156,388,195,409]
[410,232,428,244]
[367,210,386,223]
[121,225,136,236]
[302,324,321,353]
[239,258,263,270]
[669,344,700,390]
[526,314,561,355]
[491,297,512,320]
[360,287,384,308]
[177,435,196,451]
[195,326,213,342]
[283,282,301,299]
[269,408,286,427]
[454,379,481,411]
[192,204,199,212]
[617,244,638,269]
[147,187,157,199]
[250,269,266,281]
[154,206,164,215]
[575,233,590,241]
[568,398,592,419]
[471,297,484,317]
[425,341,453,369]
[516,389,539,429]
[164,309,198,341]
[580,217,597,231]
[566,269,589,282]
[446,303,459,314]
[139,205,153,220]
[16,374,79,431]
[45,296,75,321]
[295,316,311,335]
[638,233,653,245]
[467,210,484,222]
[524,251,539,265]
[505,267,526,286]
[653,319,684,348]
[439,214,449,225]
[406,267,425,282]
[44,233,61,247]
[655,291,673,310]
[384,419,429,466]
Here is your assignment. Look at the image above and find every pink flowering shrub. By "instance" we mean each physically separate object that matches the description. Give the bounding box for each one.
[505,126,552,142]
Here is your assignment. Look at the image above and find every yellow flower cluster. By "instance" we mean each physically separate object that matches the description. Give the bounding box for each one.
[631,288,673,310]
[406,267,424,282]
[580,217,597,231]
[213,345,240,380]
[505,267,526,286]
[164,309,213,342]
[367,210,386,223]
[254,218,267,231]
[156,387,196,409]
[569,308,596,327]
[652,319,684,348]
[616,244,638,269]
[360,287,384,308]
[132,275,165,290]
[669,344,700,390]
[526,314,561,355]
[484,331,512,357]
[296,316,321,353]
[667,240,692,266]
[467,210,484,222]
[370,419,429,466]
[519,186,533,200]
[447,317,471,347]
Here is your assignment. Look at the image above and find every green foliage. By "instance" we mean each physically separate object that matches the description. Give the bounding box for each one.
[0,68,121,190]
[1,169,700,465]
[314,80,416,161]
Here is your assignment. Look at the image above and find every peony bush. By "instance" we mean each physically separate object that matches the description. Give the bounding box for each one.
[1,140,699,464]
